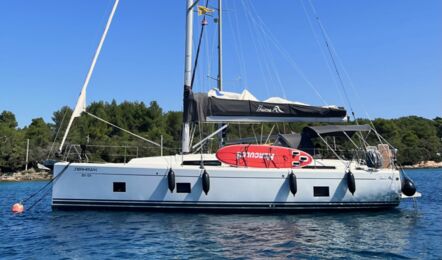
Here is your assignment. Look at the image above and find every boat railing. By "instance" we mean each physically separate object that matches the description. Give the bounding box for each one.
[310,148,362,160]
[311,147,396,168]
[63,144,183,163]
[64,144,140,163]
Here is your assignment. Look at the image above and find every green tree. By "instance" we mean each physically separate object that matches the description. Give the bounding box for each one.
[24,118,52,163]
[434,117,442,139]
[26,118,51,146]
[0,111,18,129]
[393,116,441,164]
[51,106,72,134]
[0,111,25,172]
[3,100,442,171]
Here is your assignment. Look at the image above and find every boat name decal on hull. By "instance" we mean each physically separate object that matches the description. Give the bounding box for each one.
[74,167,98,172]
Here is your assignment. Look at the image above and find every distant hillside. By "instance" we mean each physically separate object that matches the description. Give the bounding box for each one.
[1,100,441,172]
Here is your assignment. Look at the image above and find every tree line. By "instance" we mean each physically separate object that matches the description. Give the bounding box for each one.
[0,100,441,172]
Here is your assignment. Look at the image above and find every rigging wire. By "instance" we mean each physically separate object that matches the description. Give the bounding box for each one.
[19,162,72,211]
[239,0,272,97]
[207,19,218,88]
[305,1,390,148]
[251,125,258,144]
[316,134,347,166]
[300,0,345,107]
[264,124,275,144]
[242,0,329,106]
[309,3,376,124]
[203,18,212,89]
[84,110,179,164]
[47,107,69,159]
[230,0,248,89]
[191,0,210,88]
[242,0,287,99]
[306,0,356,119]
[85,112,160,147]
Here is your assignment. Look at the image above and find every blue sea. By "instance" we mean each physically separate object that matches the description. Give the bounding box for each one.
[1,169,441,259]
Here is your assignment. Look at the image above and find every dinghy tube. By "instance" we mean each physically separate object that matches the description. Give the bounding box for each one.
[167,169,175,192]
[346,170,356,195]
[202,170,210,195]
[288,172,297,196]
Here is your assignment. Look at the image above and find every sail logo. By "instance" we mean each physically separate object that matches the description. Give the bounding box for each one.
[237,151,275,160]
[256,105,284,113]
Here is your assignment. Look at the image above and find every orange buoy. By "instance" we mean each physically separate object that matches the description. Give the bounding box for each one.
[12,203,24,213]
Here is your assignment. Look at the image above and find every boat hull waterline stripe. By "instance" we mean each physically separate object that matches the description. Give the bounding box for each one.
[52,198,399,211]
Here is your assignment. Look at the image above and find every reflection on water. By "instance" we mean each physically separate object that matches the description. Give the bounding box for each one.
[0,169,441,259]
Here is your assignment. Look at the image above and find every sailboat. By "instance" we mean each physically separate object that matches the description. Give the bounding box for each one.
[51,0,418,211]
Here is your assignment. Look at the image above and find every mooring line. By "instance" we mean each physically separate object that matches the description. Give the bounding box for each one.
[13,162,72,213]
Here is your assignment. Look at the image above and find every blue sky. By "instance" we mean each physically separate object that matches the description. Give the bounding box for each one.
[0,0,441,127]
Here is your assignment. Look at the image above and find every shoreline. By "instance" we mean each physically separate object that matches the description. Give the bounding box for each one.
[402,166,442,170]
[0,170,52,182]
[401,160,442,170]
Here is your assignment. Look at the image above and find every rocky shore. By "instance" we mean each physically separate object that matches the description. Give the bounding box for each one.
[0,169,52,182]
[401,160,442,169]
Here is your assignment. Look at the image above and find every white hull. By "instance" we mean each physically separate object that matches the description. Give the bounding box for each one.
[51,155,402,212]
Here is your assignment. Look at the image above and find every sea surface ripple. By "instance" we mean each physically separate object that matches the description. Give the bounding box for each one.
[1,169,441,259]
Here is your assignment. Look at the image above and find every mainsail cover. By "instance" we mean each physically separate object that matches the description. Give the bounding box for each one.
[184,90,347,123]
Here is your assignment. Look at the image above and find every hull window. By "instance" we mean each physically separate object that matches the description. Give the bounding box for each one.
[176,183,191,193]
[314,186,329,197]
[182,160,221,166]
[113,182,126,192]
[303,166,336,169]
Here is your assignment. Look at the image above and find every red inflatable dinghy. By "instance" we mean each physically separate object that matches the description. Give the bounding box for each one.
[216,144,313,168]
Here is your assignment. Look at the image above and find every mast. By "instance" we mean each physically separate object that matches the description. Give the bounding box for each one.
[217,0,223,91]
[181,0,195,154]
[217,0,225,147]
